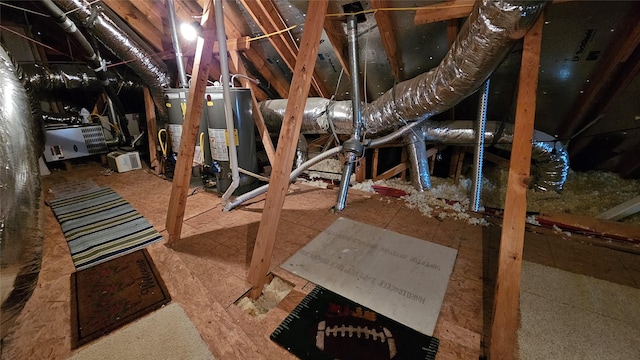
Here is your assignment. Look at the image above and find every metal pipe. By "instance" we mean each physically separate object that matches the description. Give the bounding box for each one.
[334,14,362,212]
[215,0,240,203]
[223,118,430,211]
[471,79,490,211]
[224,146,343,211]
[167,0,189,88]
[404,130,431,191]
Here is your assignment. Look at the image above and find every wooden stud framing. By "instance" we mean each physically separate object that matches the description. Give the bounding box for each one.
[247,0,329,299]
[102,0,166,51]
[143,86,160,175]
[488,15,544,360]
[165,0,216,244]
[238,0,330,98]
[414,0,475,25]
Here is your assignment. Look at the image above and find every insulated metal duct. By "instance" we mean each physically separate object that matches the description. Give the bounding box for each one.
[52,0,171,118]
[0,45,43,341]
[421,120,569,192]
[259,0,565,191]
[21,63,140,93]
[261,0,546,135]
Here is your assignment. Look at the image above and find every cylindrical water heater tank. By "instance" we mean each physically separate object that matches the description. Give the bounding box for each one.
[163,88,208,160]
[204,87,258,195]
[162,87,258,195]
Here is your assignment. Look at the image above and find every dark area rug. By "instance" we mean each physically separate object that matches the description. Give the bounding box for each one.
[70,249,171,348]
[271,286,439,360]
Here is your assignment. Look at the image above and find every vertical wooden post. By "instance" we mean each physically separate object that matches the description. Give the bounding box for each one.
[143,87,160,175]
[246,0,329,298]
[488,15,544,360]
[165,0,216,244]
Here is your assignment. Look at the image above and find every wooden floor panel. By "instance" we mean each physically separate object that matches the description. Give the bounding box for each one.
[2,161,638,359]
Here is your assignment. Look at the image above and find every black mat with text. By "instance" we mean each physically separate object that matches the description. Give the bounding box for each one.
[271,286,439,360]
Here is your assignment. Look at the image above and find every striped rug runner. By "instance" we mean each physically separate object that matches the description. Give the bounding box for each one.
[48,187,163,270]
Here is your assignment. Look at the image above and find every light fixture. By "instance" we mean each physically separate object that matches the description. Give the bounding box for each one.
[180,21,202,41]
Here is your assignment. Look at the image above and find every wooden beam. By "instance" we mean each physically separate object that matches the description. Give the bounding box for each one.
[165,0,216,244]
[414,0,475,25]
[143,87,160,175]
[488,15,544,360]
[557,3,640,140]
[323,17,350,77]
[102,0,166,51]
[596,195,640,222]
[212,37,251,53]
[238,0,330,97]
[247,0,329,299]
[372,0,404,80]
[539,211,640,243]
[184,0,291,98]
[213,0,291,98]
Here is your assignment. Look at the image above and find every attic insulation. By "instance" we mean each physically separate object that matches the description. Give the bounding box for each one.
[306,160,640,227]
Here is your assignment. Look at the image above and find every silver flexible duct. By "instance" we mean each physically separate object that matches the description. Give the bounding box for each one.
[0,45,43,340]
[261,0,545,135]
[421,120,569,191]
[363,0,544,133]
[404,130,432,190]
[53,0,171,118]
[259,0,562,192]
[21,63,140,93]
[40,0,106,84]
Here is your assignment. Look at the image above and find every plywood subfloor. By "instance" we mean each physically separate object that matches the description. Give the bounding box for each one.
[2,160,639,359]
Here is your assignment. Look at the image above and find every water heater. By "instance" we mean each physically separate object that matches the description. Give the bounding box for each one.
[163,86,258,195]
[204,87,258,195]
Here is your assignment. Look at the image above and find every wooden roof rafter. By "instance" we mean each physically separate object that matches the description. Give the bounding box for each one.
[371,0,404,81]
[237,0,330,98]
[102,0,167,52]
[414,0,475,25]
